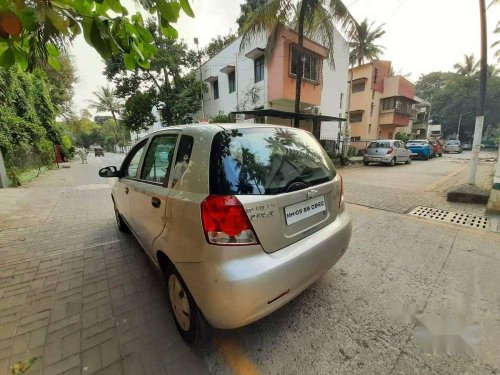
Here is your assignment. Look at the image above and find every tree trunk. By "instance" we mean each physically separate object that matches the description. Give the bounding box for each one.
[110,111,122,151]
[293,5,307,128]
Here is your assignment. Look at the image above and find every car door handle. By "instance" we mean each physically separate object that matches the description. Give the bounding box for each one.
[151,197,161,208]
[125,187,129,194]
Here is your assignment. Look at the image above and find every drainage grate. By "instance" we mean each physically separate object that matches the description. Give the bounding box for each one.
[408,206,489,230]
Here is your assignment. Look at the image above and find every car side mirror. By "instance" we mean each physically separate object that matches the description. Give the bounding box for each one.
[99,166,119,178]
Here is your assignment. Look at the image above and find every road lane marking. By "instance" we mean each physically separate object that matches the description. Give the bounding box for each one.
[216,337,261,375]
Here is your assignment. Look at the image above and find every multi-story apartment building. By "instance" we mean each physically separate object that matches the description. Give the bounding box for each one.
[196,25,349,142]
[348,61,416,149]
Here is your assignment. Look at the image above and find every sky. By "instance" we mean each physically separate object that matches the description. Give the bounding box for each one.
[71,0,500,113]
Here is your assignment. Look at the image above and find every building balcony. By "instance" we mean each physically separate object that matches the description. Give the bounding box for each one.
[379,111,411,127]
[411,123,428,131]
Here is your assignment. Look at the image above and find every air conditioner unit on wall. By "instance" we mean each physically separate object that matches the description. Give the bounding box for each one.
[313,106,321,115]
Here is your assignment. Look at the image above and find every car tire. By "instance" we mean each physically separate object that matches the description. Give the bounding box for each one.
[114,207,130,233]
[165,265,212,344]
[439,153,442,157]
[405,157,412,165]
[389,158,396,167]
[363,161,369,166]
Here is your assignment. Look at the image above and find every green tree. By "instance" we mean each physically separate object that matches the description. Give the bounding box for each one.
[416,72,500,139]
[492,21,500,63]
[0,0,194,71]
[210,113,231,123]
[122,91,156,132]
[205,33,238,58]
[240,0,356,128]
[42,55,78,119]
[237,0,268,32]
[349,19,385,66]
[104,20,205,127]
[453,54,480,76]
[0,67,63,184]
[87,86,123,148]
[415,71,457,100]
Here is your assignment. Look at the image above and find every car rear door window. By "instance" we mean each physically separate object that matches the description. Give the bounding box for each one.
[210,128,336,195]
[369,141,390,148]
[141,135,178,184]
[171,135,194,188]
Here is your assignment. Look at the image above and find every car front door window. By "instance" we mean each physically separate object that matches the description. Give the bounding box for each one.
[124,141,147,178]
[141,135,178,184]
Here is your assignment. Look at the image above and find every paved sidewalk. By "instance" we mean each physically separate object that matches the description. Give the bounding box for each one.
[0,157,207,375]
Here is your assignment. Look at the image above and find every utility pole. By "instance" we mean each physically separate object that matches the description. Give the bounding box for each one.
[468,0,488,185]
[194,37,205,120]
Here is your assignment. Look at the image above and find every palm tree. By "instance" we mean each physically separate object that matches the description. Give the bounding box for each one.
[492,21,500,63]
[87,86,124,148]
[240,0,356,128]
[349,19,385,66]
[453,54,480,76]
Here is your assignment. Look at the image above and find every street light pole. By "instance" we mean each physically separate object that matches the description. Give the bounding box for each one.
[194,37,205,120]
[457,112,471,141]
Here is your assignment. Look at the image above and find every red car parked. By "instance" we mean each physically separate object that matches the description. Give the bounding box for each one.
[431,140,443,157]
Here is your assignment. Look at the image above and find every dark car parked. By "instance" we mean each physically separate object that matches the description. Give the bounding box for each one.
[94,147,104,157]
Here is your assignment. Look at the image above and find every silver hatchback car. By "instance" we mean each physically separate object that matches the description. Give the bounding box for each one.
[99,124,352,342]
[363,139,412,166]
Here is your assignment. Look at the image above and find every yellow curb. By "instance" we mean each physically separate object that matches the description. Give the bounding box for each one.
[216,337,262,375]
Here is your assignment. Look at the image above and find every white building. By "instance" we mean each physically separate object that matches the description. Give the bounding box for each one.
[130,106,164,141]
[196,25,349,142]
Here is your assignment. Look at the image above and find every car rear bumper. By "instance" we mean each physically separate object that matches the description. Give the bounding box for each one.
[176,208,352,329]
[363,155,394,163]
[408,149,429,157]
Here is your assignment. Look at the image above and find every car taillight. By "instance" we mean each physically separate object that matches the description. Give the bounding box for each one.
[387,147,393,154]
[338,174,344,208]
[201,195,259,245]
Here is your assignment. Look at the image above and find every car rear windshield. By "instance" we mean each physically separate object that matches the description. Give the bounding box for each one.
[368,141,390,148]
[210,128,336,195]
[447,140,460,145]
[408,141,426,144]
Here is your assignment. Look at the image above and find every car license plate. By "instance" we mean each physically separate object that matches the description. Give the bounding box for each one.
[285,195,326,225]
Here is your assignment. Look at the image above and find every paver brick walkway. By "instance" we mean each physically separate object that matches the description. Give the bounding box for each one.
[0,156,208,375]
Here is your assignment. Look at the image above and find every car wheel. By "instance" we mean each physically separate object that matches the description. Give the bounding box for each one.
[405,157,412,165]
[166,266,211,344]
[439,153,442,157]
[389,158,396,167]
[114,207,130,233]
[363,161,369,166]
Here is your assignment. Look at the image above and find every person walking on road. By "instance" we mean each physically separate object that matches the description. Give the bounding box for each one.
[78,148,88,164]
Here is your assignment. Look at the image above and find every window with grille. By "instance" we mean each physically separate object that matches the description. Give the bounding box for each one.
[350,112,363,122]
[352,81,365,93]
[228,72,235,93]
[254,56,265,83]
[213,80,219,100]
[290,45,321,83]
